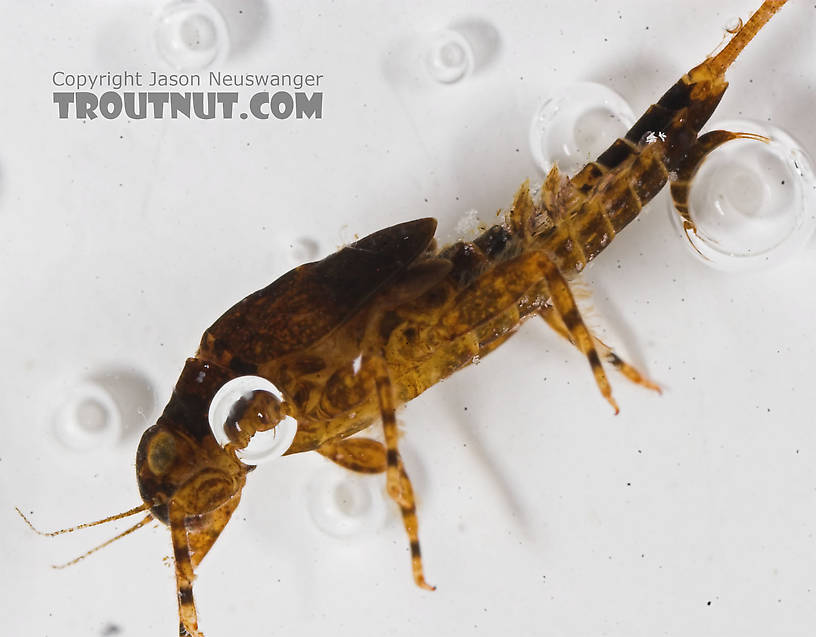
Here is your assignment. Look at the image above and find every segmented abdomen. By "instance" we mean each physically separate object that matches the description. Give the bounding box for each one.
[380,70,733,405]
[535,74,728,275]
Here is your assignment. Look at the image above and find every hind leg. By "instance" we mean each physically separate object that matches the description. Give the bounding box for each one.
[442,249,619,412]
[528,252,621,413]
[538,306,661,393]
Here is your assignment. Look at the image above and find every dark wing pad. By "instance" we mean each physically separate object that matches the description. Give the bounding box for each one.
[200,218,438,364]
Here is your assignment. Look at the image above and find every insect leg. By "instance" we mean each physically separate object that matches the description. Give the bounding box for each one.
[531,252,619,413]
[365,351,435,591]
[186,493,242,570]
[317,437,387,474]
[537,306,661,393]
[670,129,769,238]
[169,504,203,637]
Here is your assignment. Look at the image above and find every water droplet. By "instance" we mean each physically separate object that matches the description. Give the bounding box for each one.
[290,236,320,263]
[154,0,230,71]
[669,119,816,270]
[54,382,123,451]
[425,30,474,84]
[208,376,297,464]
[529,83,635,175]
[306,466,387,538]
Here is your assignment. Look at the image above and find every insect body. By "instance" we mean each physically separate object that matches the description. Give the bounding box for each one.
[19,2,792,635]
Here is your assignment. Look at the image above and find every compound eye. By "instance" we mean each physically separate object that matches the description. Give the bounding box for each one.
[146,430,177,476]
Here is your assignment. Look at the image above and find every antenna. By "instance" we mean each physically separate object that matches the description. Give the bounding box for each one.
[51,515,153,569]
[15,502,151,536]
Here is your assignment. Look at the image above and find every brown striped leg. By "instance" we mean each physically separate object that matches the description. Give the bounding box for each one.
[670,129,769,238]
[166,492,242,637]
[169,504,203,637]
[537,307,661,393]
[532,252,619,413]
[187,493,242,570]
[365,351,435,591]
[317,437,387,474]
[392,456,433,590]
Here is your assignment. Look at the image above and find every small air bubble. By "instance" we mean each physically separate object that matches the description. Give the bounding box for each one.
[455,209,483,240]
[290,237,320,263]
[154,0,230,70]
[425,30,475,84]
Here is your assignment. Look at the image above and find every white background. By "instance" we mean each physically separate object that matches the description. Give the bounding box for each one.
[1,1,815,636]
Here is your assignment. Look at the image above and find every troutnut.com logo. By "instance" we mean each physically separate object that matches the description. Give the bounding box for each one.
[52,71,324,120]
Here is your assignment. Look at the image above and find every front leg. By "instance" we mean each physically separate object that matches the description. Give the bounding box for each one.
[169,503,202,637]
[168,488,242,637]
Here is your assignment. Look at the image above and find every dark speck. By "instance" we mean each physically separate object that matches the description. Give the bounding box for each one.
[101,623,122,636]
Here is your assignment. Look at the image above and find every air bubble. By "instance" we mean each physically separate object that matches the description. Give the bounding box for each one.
[529,82,635,176]
[54,382,123,451]
[154,0,229,71]
[425,30,475,84]
[208,376,297,465]
[290,237,320,263]
[306,465,387,538]
[668,120,816,271]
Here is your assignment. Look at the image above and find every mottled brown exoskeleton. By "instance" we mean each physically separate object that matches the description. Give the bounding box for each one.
[18,2,792,635]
